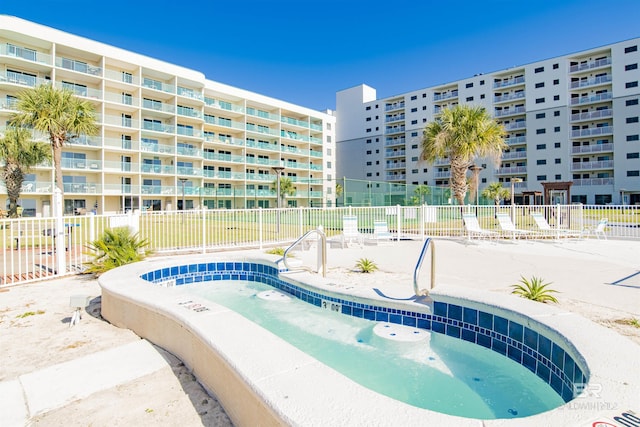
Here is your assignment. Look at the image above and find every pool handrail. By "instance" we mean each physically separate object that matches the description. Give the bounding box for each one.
[413,238,435,296]
[283,226,327,277]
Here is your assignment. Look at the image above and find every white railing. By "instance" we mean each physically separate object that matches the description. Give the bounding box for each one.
[1,205,638,287]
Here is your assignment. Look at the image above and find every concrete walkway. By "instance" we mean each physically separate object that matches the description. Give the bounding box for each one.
[1,340,168,427]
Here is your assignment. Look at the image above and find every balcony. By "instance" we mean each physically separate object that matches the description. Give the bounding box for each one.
[433,91,458,101]
[56,57,102,76]
[504,121,526,131]
[571,160,614,171]
[569,57,611,73]
[1,43,52,65]
[504,136,526,146]
[494,106,526,118]
[177,87,203,101]
[570,92,612,106]
[142,122,175,134]
[496,166,527,175]
[494,92,525,104]
[142,99,175,114]
[386,174,406,181]
[385,150,406,158]
[142,78,175,94]
[384,125,405,135]
[493,76,525,89]
[570,74,612,89]
[385,162,406,170]
[502,151,527,160]
[280,115,308,127]
[434,157,450,165]
[385,114,405,123]
[1,70,49,88]
[570,126,613,138]
[385,102,405,111]
[572,177,614,186]
[571,143,614,154]
[570,109,612,122]
[385,137,406,146]
[434,171,451,179]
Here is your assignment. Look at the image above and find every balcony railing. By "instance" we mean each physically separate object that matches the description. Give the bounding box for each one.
[433,91,458,101]
[493,76,525,89]
[571,160,614,171]
[571,143,614,154]
[385,138,405,146]
[384,126,405,135]
[496,166,527,174]
[502,151,527,160]
[572,177,614,186]
[56,57,102,76]
[503,136,526,146]
[570,74,612,89]
[569,57,611,73]
[570,92,613,105]
[570,109,612,122]
[494,92,525,103]
[494,106,526,118]
[504,121,526,131]
[570,126,613,138]
[1,43,52,65]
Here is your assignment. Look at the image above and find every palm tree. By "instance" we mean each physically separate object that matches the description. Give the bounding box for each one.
[0,127,51,217]
[420,105,506,206]
[10,84,98,194]
[413,184,430,205]
[335,182,344,206]
[271,176,296,206]
[482,182,511,207]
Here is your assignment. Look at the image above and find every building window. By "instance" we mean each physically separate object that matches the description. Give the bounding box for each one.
[553,79,559,85]
[534,66,544,73]
[535,82,544,88]
[627,171,640,177]
[366,106,371,110]
[554,110,560,117]
[411,95,417,100]
[366,150,372,155]
[411,107,417,112]
[553,95,560,101]
[412,169,419,174]
[411,144,418,149]
[411,120,418,125]
[536,113,545,119]
[537,175,547,181]
[423,168,428,173]
[536,97,545,104]
[624,45,638,53]
[480,94,485,99]
[537,159,547,165]
[466,96,474,102]
[536,143,546,149]
[411,131,418,137]
[411,156,419,161]
[626,81,638,88]
[627,135,640,141]
[422,93,427,98]
[627,152,639,159]
[366,139,371,143]
[627,117,639,123]
[366,117,371,121]
[626,63,638,71]
[536,128,546,134]
[366,128,371,133]
[366,173,372,177]
[553,63,559,69]
[555,158,561,164]
[466,83,473,88]
[554,126,561,132]
[627,99,639,106]
[423,118,427,123]
[366,161,372,166]
[375,127,379,131]
[554,142,561,148]
[422,106,427,110]
[376,160,380,165]
[480,80,485,85]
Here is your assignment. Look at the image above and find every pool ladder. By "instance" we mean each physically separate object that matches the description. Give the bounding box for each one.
[413,238,435,296]
[283,226,327,277]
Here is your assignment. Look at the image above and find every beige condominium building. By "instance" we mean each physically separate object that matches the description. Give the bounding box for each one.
[0,15,336,216]
[336,38,640,205]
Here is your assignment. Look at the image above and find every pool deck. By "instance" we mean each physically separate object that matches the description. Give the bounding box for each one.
[1,237,639,426]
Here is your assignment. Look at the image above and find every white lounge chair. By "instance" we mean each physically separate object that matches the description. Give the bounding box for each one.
[370,220,393,245]
[341,215,364,248]
[496,213,534,239]
[461,213,499,240]
[530,212,581,239]
[584,218,608,240]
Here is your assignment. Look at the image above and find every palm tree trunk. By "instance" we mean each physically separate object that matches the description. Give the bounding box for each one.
[53,140,64,192]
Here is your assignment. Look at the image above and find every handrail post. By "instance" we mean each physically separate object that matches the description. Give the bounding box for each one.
[413,238,435,296]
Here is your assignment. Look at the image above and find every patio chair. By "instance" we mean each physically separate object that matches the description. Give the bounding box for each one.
[341,215,364,248]
[584,218,608,240]
[496,213,535,239]
[461,213,499,240]
[369,220,394,245]
[530,212,581,239]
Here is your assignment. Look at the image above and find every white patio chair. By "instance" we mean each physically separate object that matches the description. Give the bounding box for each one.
[530,212,581,239]
[370,220,393,245]
[496,213,535,239]
[461,213,499,240]
[341,215,364,248]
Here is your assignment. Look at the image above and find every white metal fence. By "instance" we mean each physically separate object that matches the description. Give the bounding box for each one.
[1,204,638,287]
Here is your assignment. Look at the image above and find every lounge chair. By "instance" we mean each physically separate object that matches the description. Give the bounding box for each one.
[461,213,499,240]
[530,212,581,239]
[341,215,364,248]
[369,220,393,245]
[584,218,608,240]
[496,213,534,239]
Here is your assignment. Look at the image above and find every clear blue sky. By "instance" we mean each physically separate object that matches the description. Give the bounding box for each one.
[3,0,640,111]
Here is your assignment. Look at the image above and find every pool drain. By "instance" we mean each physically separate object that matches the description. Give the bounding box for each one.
[257,290,292,301]
[373,322,429,343]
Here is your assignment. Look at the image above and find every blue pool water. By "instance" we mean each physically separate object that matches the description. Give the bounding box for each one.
[185,279,564,419]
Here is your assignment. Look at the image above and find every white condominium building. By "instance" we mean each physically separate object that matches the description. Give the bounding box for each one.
[0,16,336,216]
[336,38,640,205]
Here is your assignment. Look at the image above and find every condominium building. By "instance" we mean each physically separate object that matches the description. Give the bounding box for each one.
[0,16,335,216]
[336,38,640,205]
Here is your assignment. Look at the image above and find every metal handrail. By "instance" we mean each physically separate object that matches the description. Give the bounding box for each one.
[282,226,327,277]
[413,238,435,296]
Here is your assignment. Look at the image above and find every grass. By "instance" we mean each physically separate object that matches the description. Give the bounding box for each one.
[510,276,559,303]
[354,258,378,273]
[616,318,640,329]
[16,309,45,318]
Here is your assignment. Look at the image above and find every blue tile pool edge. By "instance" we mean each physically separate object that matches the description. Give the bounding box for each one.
[140,259,588,404]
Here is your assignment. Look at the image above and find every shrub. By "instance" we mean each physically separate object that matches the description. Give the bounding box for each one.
[355,258,378,273]
[510,275,559,303]
[84,227,152,276]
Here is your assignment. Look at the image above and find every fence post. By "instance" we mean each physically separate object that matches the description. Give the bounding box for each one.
[396,204,401,241]
[258,207,263,250]
[54,188,65,275]
[299,207,304,238]
[201,207,206,254]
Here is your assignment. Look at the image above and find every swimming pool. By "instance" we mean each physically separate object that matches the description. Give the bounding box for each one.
[99,251,640,427]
